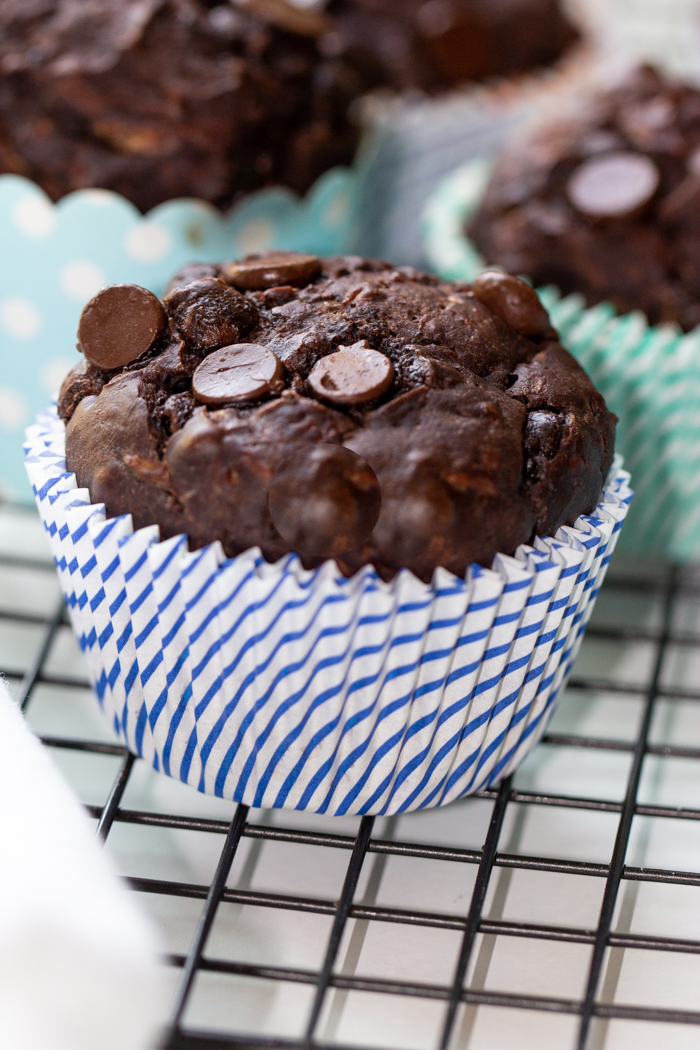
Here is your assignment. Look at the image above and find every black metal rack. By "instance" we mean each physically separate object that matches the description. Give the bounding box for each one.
[3,507,700,1050]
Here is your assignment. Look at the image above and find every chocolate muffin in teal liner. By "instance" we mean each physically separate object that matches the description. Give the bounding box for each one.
[424,67,700,562]
[467,67,700,332]
[24,252,630,815]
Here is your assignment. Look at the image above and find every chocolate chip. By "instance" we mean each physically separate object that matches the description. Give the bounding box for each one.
[471,272,551,339]
[162,391,196,435]
[57,359,106,422]
[78,284,166,371]
[192,343,284,405]
[525,409,562,460]
[164,277,258,350]
[164,263,221,296]
[567,151,660,219]
[268,444,381,559]
[262,284,298,307]
[223,251,321,291]
[397,346,465,391]
[307,341,395,405]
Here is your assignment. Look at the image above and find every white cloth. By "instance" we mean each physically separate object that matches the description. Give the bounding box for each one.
[0,680,165,1050]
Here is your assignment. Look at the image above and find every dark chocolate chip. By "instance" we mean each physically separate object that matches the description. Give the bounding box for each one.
[164,277,258,350]
[164,263,221,296]
[525,409,562,460]
[78,284,166,370]
[223,251,321,291]
[192,343,284,405]
[471,271,551,339]
[268,444,381,559]
[57,359,106,422]
[566,151,660,219]
[162,391,196,435]
[307,340,395,405]
[262,284,298,307]
[397,346,466,391]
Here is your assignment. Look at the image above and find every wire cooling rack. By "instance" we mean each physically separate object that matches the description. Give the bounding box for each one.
[2,501,700,1050]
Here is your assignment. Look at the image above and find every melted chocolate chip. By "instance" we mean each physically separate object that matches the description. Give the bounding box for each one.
[471,272,551,338]
[307,341,395,405]
[268,444,381,558]
[224,251,321,291]
[192,343,284,405]
[525,409,562,460]
[567,151,660,219]
[78,284,166,370]
[57,360,106,422]
[164,277,258,350]
[164,263,221,296]
[162,391,196,435]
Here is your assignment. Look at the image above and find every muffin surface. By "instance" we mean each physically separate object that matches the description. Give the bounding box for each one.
[470,66,700,331]
[0,0,372,211]
[59,253,615,582]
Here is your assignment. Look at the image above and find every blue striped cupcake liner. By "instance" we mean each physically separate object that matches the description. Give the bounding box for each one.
[24,407,631,815]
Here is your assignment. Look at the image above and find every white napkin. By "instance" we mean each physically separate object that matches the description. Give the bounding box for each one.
[0,680,165,1050]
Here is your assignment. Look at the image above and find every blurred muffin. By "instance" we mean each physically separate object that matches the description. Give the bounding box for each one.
[0,0,376,212]
[325,0,580,93]
[469,66,700,331]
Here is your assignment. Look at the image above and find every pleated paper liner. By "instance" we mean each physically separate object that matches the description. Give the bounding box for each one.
[24,407,631,815]
[424,158,700,563]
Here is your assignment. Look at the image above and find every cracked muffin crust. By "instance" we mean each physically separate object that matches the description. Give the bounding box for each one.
[58,251,616,581]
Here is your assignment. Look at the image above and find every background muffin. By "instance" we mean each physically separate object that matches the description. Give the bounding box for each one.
[327,0,579,93]
[59,251,616,582]
[468,65,700,331]
[0,0,377,212]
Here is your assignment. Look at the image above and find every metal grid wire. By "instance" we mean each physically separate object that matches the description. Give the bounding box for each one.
[2,502,700,1050]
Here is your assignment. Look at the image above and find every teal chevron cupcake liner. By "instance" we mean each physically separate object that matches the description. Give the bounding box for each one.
[423,159,700,562]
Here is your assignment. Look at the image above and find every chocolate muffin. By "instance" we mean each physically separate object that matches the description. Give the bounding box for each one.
[469,66,700,331]
[58,252,615,582]
[327,0,579,93]
[0,0,377,212]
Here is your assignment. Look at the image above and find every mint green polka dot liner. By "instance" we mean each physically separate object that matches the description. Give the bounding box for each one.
[423,160,700,562]
[0,168,360,503]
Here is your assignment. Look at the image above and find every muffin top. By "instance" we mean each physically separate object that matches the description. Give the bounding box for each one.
[0,0,375,211]
[328,0,578,93]
[59,251,615,582]
[469,65,700,331]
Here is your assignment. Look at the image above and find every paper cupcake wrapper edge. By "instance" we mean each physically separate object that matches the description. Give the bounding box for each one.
[24,411,631,815]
